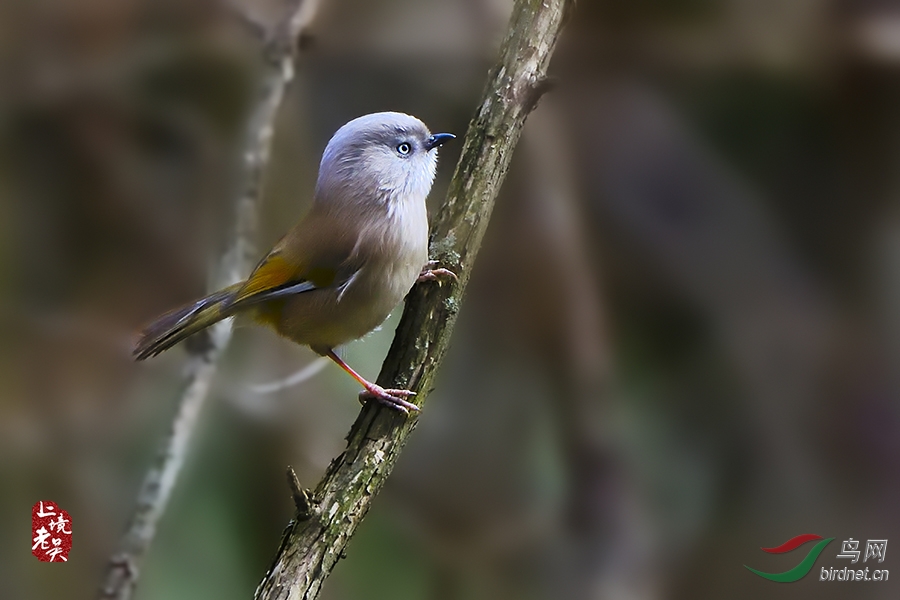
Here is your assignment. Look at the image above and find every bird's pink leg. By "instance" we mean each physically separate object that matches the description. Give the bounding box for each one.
[325,350,418,414]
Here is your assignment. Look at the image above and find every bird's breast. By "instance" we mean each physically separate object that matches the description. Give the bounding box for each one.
[273,200,428,350]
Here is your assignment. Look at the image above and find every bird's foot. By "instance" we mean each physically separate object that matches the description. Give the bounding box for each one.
[418,261,458,284]
[359,384,419,415]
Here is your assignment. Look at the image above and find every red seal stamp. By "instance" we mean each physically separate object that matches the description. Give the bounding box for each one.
[32,501,71,562]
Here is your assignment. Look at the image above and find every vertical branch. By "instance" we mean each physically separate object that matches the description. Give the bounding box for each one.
[98,2,325,599]
[253,1,574,599]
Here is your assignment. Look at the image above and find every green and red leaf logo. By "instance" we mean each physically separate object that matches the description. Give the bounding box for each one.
[745,534,834,582]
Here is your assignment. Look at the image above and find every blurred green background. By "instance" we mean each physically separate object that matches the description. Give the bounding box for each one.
[2,0,899,598]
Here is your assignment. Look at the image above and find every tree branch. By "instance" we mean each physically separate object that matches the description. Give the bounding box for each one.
[253,1,573,598]
[99,2,325,599]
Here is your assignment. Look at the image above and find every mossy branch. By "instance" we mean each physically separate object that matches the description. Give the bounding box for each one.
[253,1,574,598]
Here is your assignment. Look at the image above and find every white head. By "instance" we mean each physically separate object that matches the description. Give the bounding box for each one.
[315,112,455,212]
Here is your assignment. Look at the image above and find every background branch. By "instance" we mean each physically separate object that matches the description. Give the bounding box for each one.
[98,1,325,598]
[253,1,573,598]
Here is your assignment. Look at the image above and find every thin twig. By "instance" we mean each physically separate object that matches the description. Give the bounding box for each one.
[224,0,268,40]
[287,466,313,520]
[253,1,574,598]
[98,2,325,599]
[246,356,329,395]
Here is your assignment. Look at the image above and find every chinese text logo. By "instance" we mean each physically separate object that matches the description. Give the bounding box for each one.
[821,538,889,581]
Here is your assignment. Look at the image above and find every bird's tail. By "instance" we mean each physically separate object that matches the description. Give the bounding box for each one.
[133,283,243,360]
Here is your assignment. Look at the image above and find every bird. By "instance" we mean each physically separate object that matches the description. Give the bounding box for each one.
[134,112,456,414]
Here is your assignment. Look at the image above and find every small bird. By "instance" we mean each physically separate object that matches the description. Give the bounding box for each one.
[134,112,456,413]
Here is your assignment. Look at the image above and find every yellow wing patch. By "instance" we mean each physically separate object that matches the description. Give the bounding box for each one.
[235,254,340,305]
[235,254,297,303]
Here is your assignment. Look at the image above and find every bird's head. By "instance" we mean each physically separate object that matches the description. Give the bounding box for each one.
[316,112,455,212]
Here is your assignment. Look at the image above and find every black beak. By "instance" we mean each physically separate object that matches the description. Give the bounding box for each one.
[425,133,456,150]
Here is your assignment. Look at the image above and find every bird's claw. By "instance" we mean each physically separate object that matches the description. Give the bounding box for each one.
[417,261,458,284]
[359,385,419,414]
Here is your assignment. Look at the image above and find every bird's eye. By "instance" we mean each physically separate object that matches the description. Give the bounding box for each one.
[397,142,411,155]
